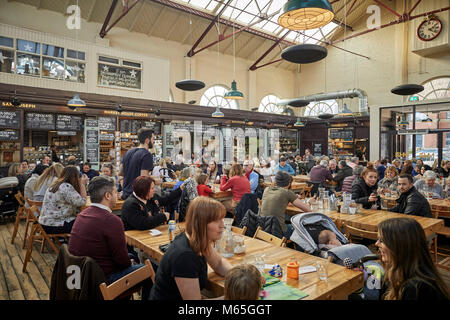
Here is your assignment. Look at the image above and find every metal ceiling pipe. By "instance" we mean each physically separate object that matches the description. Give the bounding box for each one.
[279,89,369,114]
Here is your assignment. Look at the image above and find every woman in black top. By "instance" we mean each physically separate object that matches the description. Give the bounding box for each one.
[121,176,183,231]
[377,217,448,300]
[150,197,233,300]
[352,167,379,209]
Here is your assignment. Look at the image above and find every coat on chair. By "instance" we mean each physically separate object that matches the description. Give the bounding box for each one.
[238,209,284,239]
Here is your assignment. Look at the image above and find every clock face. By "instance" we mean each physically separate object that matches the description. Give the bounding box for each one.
[417,18,442,41]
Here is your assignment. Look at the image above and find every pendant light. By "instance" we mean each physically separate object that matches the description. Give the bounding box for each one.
[176,13,205,91]
[224,21,243,100]
[212,107,224,118]
[294,117,305,127]
[212,21,224,117]
[398,115,409,126]
[339,102,352,116]
[391,84,424,96]
[67,0,86,109]
[281,43,328,64]
[278,0,335,31]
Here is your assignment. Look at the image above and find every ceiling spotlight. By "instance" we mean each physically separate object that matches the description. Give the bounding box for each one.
[11,96,21,107]
[155,109,161,116]
[251,107,258,111]
[188,100,196,104]
[116,104,123,113]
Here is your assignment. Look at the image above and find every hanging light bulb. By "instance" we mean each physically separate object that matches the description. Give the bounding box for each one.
[212,107,224,118]
[225,22,243,100]
[278,0,335,31]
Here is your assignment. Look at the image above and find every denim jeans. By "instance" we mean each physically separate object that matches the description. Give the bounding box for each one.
[107,264,153,300]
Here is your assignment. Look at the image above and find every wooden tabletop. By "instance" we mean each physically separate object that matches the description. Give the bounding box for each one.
[285,206,444,237]
[262,181,307,192]
[84,196,124,211]
[125,223,363,300]
[293,175,310,183]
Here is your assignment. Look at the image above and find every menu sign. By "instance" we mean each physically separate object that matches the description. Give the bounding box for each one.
[120,119,130,133]
[97,63,141,90]
[84,120,99,169]
[314,143,322,156]
[56,114,82,131]
[143,121,161,135]
[0,129,19,141]
[0,110,20,129]
[100,132,115,141]
[98,117,116,131]
[86,130,99,144]
[26,113,55,130]
[330,129,353,140]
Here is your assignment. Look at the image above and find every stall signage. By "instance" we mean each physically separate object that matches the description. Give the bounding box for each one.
[98,117,116,131]
[330,129,353,140]
[84,120,99,170]
[397,129,429,135]
[57,131,77,136]
[314,143,322,156]
[0,129,19,141]
[26,113,55,130]
[56,114,83,131]
[100,132,115,141]
[97,63,141,90]
[1,101,36,109]
[0,110,20,129]
[103,110,149,118]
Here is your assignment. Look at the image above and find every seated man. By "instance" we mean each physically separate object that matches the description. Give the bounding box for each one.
[273,156,295,175]
[332,160,353,191]
[260,171,312,238]
[69,176,152,300]
[389,174,432,218]
[414,170,444,199]
[309,160,333,186]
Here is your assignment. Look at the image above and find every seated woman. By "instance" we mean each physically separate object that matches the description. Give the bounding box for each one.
[32,163,64,201]
[352,167,379,209]
[121,176,183,230]
[23,164,48,208]
[81,162,99,180]
[101,163,122,194]
[377,166,398,195]
[8,162,29,194]
[377,218,449,300]
[204,160,222,184]
[39,166,88,234]
[220,163,251,214]
[149,197,233,300]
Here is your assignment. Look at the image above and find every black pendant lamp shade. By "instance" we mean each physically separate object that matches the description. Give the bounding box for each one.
[391,84,424,96]
[175,79,205,91]
[317,113,334,119]
[281,44,328,64]
[288,99,310,107]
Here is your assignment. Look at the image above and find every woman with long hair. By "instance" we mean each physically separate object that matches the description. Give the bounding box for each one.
[204,160,222,184]
[150,197,232,300]
[39,165,88,234]
[352,167,379,209]
[377,218,448,300]
[33,163,64,202]
[220,163,251,214]
[8,162,29,194]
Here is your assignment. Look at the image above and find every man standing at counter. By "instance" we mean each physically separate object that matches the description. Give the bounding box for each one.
[120,128,156,200]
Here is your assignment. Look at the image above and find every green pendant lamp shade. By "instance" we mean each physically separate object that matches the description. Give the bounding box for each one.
[278,0,335,30]
[339,103,352,116]
[224,80,244,100]
[212,107,224,118]
[67,93,86,108]
[294,117,305,127]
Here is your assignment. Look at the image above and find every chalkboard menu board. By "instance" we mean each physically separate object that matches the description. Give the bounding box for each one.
[86,147,99,163]
[0,129,19,141]
[0,110,20,129]
[26,113,55,130]
[120,119,130,133]
[56,114,82,131]
[143,121,161,135]
[330,129,353,140]
[86,129,99,144]
[314,143,322,156]
[84,120,99,168]
[98,117,116,131]
[97,63,141,90]
[131,120,142,134]
[100,132,115,141]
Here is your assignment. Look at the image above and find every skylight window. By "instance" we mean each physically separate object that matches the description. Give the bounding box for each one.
[175,0,339,45]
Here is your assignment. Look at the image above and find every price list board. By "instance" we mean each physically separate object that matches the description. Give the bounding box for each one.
[56,114,83,131]
[84,120,99,170]
[0,129,19,141]
[98,117,116,131]
[26,112,55,130]
[0,110,20,129]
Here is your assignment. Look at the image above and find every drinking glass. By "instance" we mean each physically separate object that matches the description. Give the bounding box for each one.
[315,260,329,281]
[233,235,245,254]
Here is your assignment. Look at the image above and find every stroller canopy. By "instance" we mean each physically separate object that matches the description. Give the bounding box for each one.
[290,212,349,254]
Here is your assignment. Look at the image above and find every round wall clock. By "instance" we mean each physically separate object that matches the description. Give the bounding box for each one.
[417,16,442,41]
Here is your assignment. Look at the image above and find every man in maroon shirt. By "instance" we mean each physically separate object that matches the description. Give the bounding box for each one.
[309,160,333,185]
[69,176,152,300]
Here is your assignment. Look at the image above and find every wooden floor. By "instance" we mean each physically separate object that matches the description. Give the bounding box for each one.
[0,219,449,300]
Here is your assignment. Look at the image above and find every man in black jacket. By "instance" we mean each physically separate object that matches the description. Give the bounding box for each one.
[388,174,432,217]
[333,160,353,191]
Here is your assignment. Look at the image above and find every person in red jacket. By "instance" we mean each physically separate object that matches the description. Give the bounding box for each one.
[220,163,251,214]
[196,173,213,197]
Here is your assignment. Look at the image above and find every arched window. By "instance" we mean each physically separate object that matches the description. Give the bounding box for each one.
[303,100,339,116]
[258,95,283,114]
[409,77,450,101]
[199,85,239,109]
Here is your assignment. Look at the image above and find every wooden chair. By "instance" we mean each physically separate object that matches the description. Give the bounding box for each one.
[11,191,27,244]
[253,226,286,247]
[99,259,155,300]
[343,224,378,242]
[22,205,70,272]
[299,185,313,199]
[430,223,450,270]
[22,199,43,250]
[231,226,247,235]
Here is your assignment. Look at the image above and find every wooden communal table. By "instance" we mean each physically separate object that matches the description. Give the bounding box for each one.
[285,206,444,237]
[125,223,363,300]
[293,175,310,183]
[429,198,450,218]
[262,181,307,192]
[83,197,124,211]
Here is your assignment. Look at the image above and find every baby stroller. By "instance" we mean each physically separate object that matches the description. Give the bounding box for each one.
[0,176,20,224]
[290,212,384,300]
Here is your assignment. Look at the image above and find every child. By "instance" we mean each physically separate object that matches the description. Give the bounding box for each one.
[318,230,342,258]
[224,264,262,300]
[196,173,213,197]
